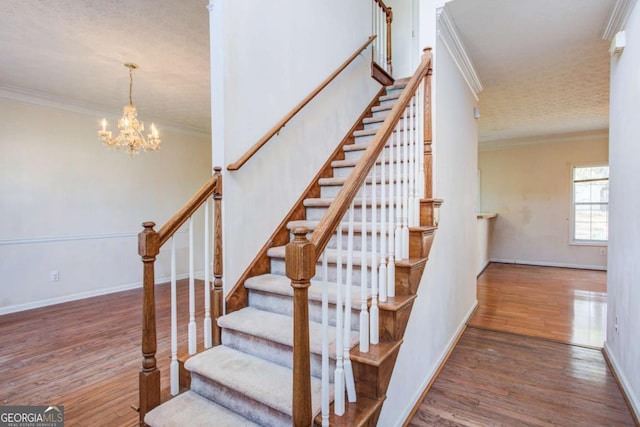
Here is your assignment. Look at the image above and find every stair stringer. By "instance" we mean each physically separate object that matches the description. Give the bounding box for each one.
[225,87,387,314]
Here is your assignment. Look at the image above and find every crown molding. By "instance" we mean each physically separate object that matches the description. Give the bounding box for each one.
[0,84,210,138]
[479,128,609,152]
[602,0,638,40]
[436,5,483,100]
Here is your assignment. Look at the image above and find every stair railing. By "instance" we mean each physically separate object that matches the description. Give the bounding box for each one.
[286,48,432,426]
[227,36,377,172]
[372,0,393,76]
[137,167,223,425]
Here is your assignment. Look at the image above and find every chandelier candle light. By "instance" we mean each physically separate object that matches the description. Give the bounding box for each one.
[98,63,160,156]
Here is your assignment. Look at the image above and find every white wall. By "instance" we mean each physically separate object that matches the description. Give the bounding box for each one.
[0,98,211,313]
[478,135,609,270]
[605,2,640,419]
[210,0,382,293]
[476,215,495,275]
[378,18,479,425]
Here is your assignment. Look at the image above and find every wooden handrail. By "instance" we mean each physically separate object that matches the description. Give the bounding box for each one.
[309,49,433,256]
[227,35,377,171]
[374,0,391,12]
[138,166,224,425]
[158,167,222,247]
[287,47,432,425]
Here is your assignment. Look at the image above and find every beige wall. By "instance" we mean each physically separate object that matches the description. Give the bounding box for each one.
[0,98,211,313]
[479,134,608,270]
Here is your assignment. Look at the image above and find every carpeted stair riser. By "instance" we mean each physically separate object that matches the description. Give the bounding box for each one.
[185,346,326,427]
[248,286,362,331]
[217,307,359,380]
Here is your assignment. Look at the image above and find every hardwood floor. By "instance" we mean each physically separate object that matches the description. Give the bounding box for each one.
[0,279,204,426]
[408,263,636,426]
[469,263,607,348]
[0,264,634,426]
[408,328,636,426]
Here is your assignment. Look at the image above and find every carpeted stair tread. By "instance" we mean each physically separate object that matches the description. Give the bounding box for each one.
[286,219,395,234]
[185,345,324,418]
[267,245,384,267]
[145,390,260,427]
[378,91,401,102]
[217,306,359,358]
[318,175,396,187]
[244,273,364,307]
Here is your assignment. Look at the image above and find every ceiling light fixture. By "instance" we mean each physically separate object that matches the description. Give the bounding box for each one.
[98,63,160,156]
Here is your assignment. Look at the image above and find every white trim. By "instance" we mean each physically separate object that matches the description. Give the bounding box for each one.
[395,300,479,427]
[491,258,607,271]
[436,6,482,100]
[0,232,138,246]
[0,85,210,138]
[569,163,609,245]
[602,0,639,40]
[0,270,207,315]
[479,129,609,151]
[603,342,640,421]
[0,229,192,246]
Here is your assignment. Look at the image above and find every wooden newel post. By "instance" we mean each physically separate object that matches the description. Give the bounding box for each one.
[423,47,433,200]
[212,166,224,346]
[138,221,161,425]
[285,227,315,427]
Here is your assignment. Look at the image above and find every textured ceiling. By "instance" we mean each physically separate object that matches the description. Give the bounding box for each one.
[446,0,614,144]
[0,0,211,134]
[0,1,615,141]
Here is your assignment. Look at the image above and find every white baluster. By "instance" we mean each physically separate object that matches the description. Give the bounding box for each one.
[359,183,369,354]
[388,128,396,298]
[188,217,196,355]
[204,200,212,349]
[382,9,387,73]
[394,115,403,264]
[170,236,179,396]
[321,251,329,427]
[344,202,357,402]
[378,143,388,303]
[379,7,384,68]
[370,164,379,345]
[408,96,417,228]
[334,221,345,415]
[418,81,426,200]
[401,103,410,259]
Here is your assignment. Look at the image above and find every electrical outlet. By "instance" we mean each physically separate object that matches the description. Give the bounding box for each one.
[599,247,607,256]
[50,270,59,282]
[615,316,619,333]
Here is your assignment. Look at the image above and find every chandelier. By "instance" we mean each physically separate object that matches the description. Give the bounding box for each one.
[98,63,160,156]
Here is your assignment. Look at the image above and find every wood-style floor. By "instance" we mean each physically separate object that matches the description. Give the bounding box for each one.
[408,263,636,426]
[0,264,635,426]
[0,279,204,427]
[469,263,607,348]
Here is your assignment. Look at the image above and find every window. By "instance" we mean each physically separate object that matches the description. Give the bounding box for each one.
[572,165,609,243]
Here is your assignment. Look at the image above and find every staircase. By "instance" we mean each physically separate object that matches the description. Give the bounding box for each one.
[141,49,436,426]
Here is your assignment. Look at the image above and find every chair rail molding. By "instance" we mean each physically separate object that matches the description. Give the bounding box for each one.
[436,5,482,100]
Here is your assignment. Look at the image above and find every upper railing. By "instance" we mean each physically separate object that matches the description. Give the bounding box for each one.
[137,167,224,425]
[286,48,433,425]
[372,0,393,76]
[227,36,377,172]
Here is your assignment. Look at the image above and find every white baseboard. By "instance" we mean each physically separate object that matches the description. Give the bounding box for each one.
[603,341,640,422]
[491,258,607,271]
[0,271,206,316]
[395,300,479,427]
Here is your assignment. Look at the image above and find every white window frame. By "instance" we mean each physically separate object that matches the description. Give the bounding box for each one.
[569,162,609,246]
